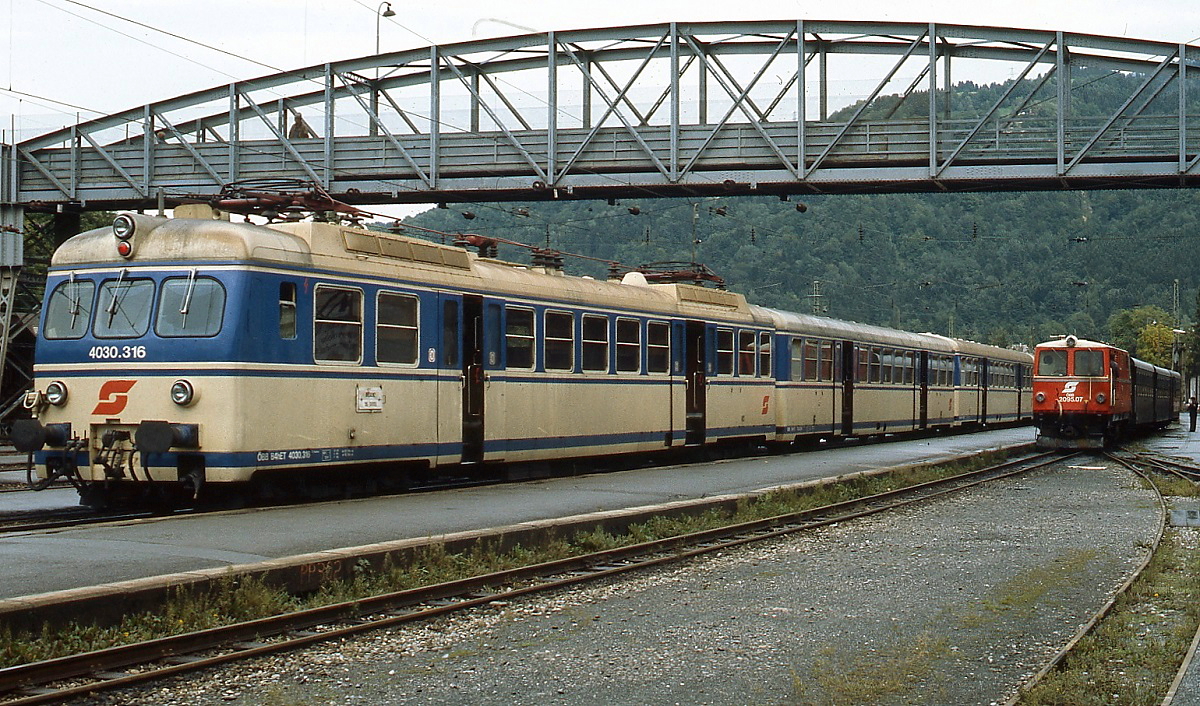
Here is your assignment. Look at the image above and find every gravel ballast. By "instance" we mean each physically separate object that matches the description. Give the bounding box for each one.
[73,460,1163,706]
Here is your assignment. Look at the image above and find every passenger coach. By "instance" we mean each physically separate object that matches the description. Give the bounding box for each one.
[14,206,1033,506]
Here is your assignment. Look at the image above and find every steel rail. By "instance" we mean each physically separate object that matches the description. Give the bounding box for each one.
[0,450,1069,705]
[1002,451,1167,704]
[1130,451,1200,483]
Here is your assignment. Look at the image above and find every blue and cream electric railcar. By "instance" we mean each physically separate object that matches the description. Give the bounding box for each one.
[13,207,1033,506]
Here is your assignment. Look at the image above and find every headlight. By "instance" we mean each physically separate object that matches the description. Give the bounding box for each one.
[170,379,195,406]
[45,381,68,406]
[112,214,136,240]
[1095,392,1106,404]
[1035,391,1046,403]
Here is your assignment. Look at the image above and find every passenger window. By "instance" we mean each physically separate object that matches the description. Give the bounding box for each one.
[156,274,226,337]
[44,277,95,340]
[506,306,535,369]
[313,285,363,363]
[279,282,297,340]
[582,314,609,372]
[758,332,772,378]
[964,359,978,386]
[94,276,155,339]
[790,339,805,381]
[738,331,756,376]
[377,292,418,364]
[1038,350,1067,377]
[818,341,832,381]
[716,329,735,375]
[616,318,640,373]
[646,321,670,374]
[545,311,574,371]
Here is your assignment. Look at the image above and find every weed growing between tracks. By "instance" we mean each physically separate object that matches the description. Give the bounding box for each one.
[0,449,1015,669]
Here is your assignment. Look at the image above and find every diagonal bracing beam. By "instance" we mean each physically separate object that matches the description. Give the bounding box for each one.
[1063,50,1178,174]
[334,72,434,188]
[439,61,549,181]
[239,90,326,186]
[553,37,674,183]
[805,31,929,178]
[936,39,1056,177]
[151,110,225,186]
[679,31,801,179]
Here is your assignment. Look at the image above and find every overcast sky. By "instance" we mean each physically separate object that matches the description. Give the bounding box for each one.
[2,0,1199,143]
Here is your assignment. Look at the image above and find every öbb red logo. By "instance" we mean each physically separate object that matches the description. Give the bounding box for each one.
[92,380,137,415]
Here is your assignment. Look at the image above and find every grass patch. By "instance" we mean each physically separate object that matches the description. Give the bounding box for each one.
[981,549,1098,614]
[0,448,1017,669]
[792,630,951,705]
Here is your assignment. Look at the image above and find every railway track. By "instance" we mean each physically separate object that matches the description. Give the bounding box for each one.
[0,507,171,534]
[0,450,1073,705]
[1001,450,1168,704]
[1125,450,1200,483]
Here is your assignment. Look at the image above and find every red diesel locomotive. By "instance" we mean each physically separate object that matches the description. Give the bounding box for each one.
[1032,335,1179,449]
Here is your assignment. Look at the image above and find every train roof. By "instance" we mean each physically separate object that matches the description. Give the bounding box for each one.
[759,309,1031,362]
[1034,336,1119,350]
[756,307,950,351]
[49,210,1033,361]
[928,334,1033,363]
[49,210,765,323]
[51,214,313,268]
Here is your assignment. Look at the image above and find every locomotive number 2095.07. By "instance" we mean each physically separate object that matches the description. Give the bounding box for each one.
[88,345,148,360]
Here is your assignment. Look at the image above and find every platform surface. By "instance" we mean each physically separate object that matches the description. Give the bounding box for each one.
[0,428,1034,601]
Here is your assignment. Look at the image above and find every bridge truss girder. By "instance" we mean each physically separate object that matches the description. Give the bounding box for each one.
[6,20,1200,211]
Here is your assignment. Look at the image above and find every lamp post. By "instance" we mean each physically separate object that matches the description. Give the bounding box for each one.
[371,2,395,136]
[376,2,395,58]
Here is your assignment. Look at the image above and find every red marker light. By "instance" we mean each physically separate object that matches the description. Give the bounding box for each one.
[116,240,133,258]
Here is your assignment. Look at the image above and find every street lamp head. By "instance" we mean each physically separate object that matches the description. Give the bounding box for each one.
[381,2,396,17]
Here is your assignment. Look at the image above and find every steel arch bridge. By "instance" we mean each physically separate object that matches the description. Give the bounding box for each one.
[5,19,1200,224]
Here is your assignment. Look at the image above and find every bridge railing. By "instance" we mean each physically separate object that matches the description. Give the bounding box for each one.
[14,113,1200,203]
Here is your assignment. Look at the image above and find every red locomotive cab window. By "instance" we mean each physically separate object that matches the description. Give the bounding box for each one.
[1073,350,1105,377]
[1037,350,1067,377]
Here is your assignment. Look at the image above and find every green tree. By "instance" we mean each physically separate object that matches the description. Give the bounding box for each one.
[1107,305,1174,356]
[1137,322,1176,367]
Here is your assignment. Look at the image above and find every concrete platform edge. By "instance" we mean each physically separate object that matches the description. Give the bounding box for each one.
[0,442,1032,633]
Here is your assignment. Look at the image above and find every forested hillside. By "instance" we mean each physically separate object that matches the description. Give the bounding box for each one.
[405,189,1198,351]
[403,68,1200,355]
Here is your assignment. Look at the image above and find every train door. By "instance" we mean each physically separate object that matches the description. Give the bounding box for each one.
[461,295,485,464]
[919,351,929,430]
[979,359,989,424]
[482,301,504,457]
[841,340,855,436]
[684,320,707,445]
[435,294,463,464]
